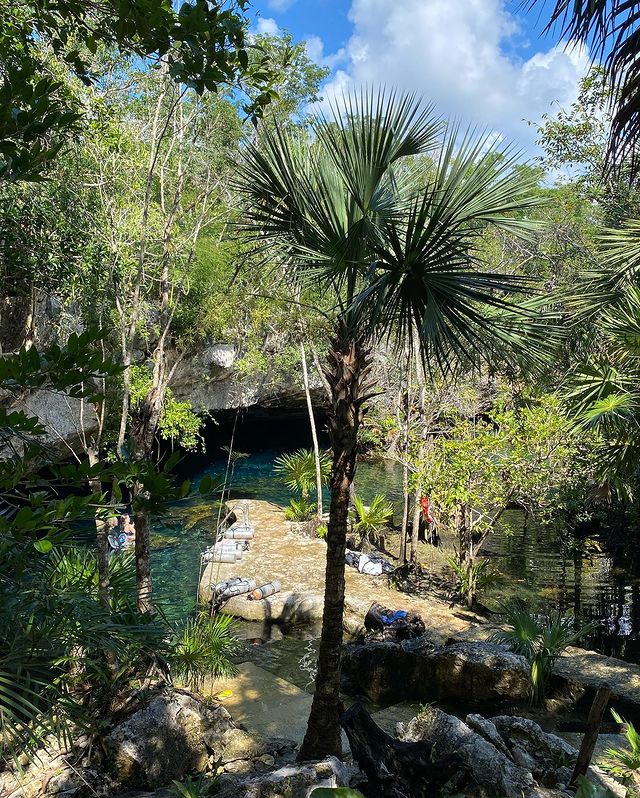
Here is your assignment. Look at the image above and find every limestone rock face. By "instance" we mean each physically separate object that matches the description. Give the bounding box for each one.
[216,757,355,798]
[398,707,534,798]
[341,637,531,706]
[396,706,626,798]
[104,691,235,790]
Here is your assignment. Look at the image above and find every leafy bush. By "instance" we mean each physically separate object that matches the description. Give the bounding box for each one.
[284,497,316,521]
[171,770,221,798]
[447,556,503,608]
[573,775,618,798]
[171,614,239,690]
[490,601,596,704]
[350,494,393,544]
[601,709,640,786]
[274,448,331,500]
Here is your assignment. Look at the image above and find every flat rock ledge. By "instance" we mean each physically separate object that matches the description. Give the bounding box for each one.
[342,636,532,706]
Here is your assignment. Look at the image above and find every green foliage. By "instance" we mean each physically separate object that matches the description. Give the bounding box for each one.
[490,601,596,704]
[284,497,316,522]
[309,790,365,798]
[350,494,393,543]
[171,771,221,798]
[447,557,503,607]
[171,614,239,691]
[414,392,598,560]
[1,0,274,181]
[130,365,204,451]
[274,448,330,501]
[601,709,640,785]
[316,523,328,539]
[573,775,618,798]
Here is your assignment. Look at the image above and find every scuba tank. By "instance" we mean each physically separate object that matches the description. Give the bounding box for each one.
[214,577,257,599]
[223,527,254,540]
[247,580,281,601]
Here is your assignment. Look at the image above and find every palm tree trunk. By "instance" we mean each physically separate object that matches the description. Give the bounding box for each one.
[298,326,372,761]
[301,342,324,520]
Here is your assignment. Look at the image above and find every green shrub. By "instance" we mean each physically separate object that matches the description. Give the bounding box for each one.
[490,601,596,704]
[284,497,316,521]
[601,709,640,787]
[171,614,239,690]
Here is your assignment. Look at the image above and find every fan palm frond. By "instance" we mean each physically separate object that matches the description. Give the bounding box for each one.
[532,1,640,173]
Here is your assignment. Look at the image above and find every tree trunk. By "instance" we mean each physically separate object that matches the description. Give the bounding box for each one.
[301,342,324,520]
[298,326,373,761]
[88,446,111,611]
[134,508,153,613]
[341,702,463,797]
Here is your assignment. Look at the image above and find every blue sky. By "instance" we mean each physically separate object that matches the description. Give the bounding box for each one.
[246,0,591,154]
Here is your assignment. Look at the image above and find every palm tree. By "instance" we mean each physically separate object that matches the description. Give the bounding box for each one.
[531,1,640,172]
[566,221,640,495]
[235,89,543,760]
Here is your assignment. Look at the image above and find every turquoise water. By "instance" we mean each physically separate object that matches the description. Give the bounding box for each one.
[143,439,640,660]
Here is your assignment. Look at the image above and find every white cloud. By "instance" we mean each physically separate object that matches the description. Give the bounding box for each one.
[267,0,297,11]
[319,0,590,154]
[304,35,347,71]
[254,17,280,36]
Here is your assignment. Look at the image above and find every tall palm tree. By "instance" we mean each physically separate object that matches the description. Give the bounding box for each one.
[235,89,543,760]
[531,1,640,172]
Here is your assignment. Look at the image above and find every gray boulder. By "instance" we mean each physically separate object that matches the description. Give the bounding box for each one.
[216,757,355,798]
[397,706,535,798]
[104,690,235,790]
[341,637,531,706]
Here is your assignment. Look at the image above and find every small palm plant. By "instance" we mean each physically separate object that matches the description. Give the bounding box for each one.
[490,601,596,704]
[274,448,331,521]
[350,494,393,548]
[601,709,640,788]
[171,613,239,690]
[447,556,503,609]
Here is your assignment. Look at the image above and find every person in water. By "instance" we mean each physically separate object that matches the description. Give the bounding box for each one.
[121,513,136,540]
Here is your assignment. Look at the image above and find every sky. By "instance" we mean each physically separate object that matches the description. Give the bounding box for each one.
[246,0,592,156]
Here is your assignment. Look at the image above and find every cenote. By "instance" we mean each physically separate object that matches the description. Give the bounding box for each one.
[147,408,640,665]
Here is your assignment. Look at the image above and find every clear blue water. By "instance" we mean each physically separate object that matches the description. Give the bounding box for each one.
[130,411,640,661]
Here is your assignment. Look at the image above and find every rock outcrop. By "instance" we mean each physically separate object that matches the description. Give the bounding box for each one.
[216,757,355,798]
[104,690,235,789]
[397,705,625,798]
[341,637,531,706]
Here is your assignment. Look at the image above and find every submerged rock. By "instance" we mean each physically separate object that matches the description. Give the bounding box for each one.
[341,636,531,706]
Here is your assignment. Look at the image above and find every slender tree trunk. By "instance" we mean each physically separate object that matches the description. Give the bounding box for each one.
[301,342,324,520]
[88,447,111,611]
[298,326,373,761]
[134,508,153,613]
[410,340,427,564]
[398,349,411,565]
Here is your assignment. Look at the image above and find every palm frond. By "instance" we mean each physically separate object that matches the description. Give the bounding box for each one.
[532,0,640,173]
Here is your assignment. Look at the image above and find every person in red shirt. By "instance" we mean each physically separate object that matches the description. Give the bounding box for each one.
[418,496,439,547]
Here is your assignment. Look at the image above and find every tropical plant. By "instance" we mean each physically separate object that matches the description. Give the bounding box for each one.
[490,601,597,704]
[284,497,317,522]
[236,87,545,759]
[171,614,239,690]
[447,556,503,609]
[565,223,640,497]
[274,448,331,501]
[574,775,618,798]
[350,494,394,546]
[0,0,273,181]
[171,770,221,798]
[601,709,640,787]
[531,1,640,172]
